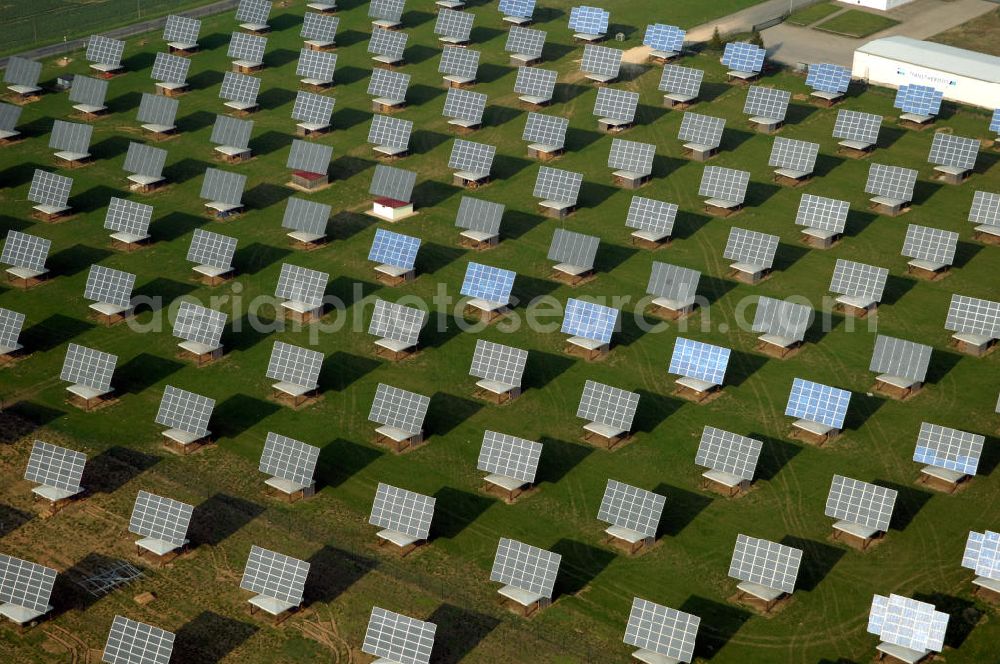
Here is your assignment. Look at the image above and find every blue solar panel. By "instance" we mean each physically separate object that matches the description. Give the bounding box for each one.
[990,109,1000,133]
[894,84,943,116]
[368,228,419,269]
[806,63,850,94]
[913,424,983,475]
[721,42,764,73]
[643,24,685,52]
[668,337,730,385]
[498,0,535,17]
[561,298,617,344]
[461,262,515,304]
[785,378,850,429]
[914,446,979,475]
[568,6,609,34]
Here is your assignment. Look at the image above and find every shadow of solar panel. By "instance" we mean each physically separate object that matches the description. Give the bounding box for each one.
[5,57,42,87]
[829,259,888,299]
[626,197,677,235]
[292,90,335,124]
[0,554,56,614]
[211,115,253,148]
[69,75,108,106]
[470,340,528,387]
[240,545,309,605]
[868,595,948,653]
[669,337,730,385]
[752,296,811,341]
[647,262,699,300]
[298,48,337,82]
[869,335,931,383]
[894,84,942,115]
[260,432,320,485]
[61,343,116,390]
[151,52,190,84]
[832,109,881,143]
[534,167,582,202]
[369,229,420,268]
[369,27,407,58]
[696,426,762,480]
[568,5,609,33]
[84,265,135,308]
[370,164,416,201]
[461,262,514,303]
[962,530,1000,579]
[287,139,333,173]
[594,88,638,123]
[275,263,329,307]
[506,26,545,58]
[86,35,125,66]
[164,15,200,43]
[523,112,567,147]
[901,224,957,265]
[728,534,801,593]
[2,231,50,270]
[562,298,618,343]
[369,483,435,539]
[369,298,426,345]
[302,12,339,42]
[187,228,236,268]
[721,42,764,72]
[28,170,73,207]
[515,67,557,98]
[138,93,179,126]
[806,63,850,93]
[123,142,167,178]
[699,166,749,204]
[678,113,724,148]
[236,0,271,24]
[658,64,703,97]
[370,0,405,21]
[597,479,664,537]
[824,475,896,531]
[25,440,86,491]
[785,378,850,429]
[267,341,323,387]
[478,430,539,482]
[363,607,437,664]
[440,47,480,78]
[769,137,818,173]
[581,44,621,77]
[490,538,560,597]
[547,228,597,266]
[368,68,410,100]
[795,194,848,233]
[172,302,227,347]
[200,168,247,204]
[914,422,984,474]
[129,491,194,546]
[724,227,778,268]
[624,598,699,662]
[928,132,978,170]
[744,86,789,121]
[155,385,214,436]
[443,88,486,123]
[945,294,1000,336]
[456,196,505,233]
[368,383,430,432]
[449,139,495,173]
[0,307,26,350]
[219,71,260,104]
[50,120,93,153]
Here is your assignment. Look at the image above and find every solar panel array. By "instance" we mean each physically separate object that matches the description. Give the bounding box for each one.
[368,68,409,100]
[608,139,654,174]
[795,194,849,233]
[292,90,335,125]
[470,339,528,387]
[523,112,568,148]
[287,139,332,174]
[155,385,214,436]
[962,530,1000,580]
[138,93,178,126]
[478,430,540,483]
[678,113,725,148]
[282,197,330,236]
[123,142,167,178]
[868,594,948,653]
[2,230,50,271]
[173,301,227,347]
[669,337,730,385]
[369,229,420,269]
[370,298,426,346]
[927,132,979,170]
[806,63,851,94]
[597,479,664,538]
[490,538,560,597]
[201,168,247,204]
[368,383,430,432]
[210,114,253,149]
[593,87,638,123]
[0,307,25,350]
[534,167,583,203]
[69,75,108,106]
[297,48,337,82]
[369,114,412,149]
[724,227,779,269]
[129,490,194,546]
[752,296,812,342]
[824,475,896,531]
[50,120,93,154]
[658,64,703,97]
[728,534,801,593]
[969,190,1000,227]
[236,0,271,24]
[240,545,309,605]
[869,335,932,383]
[894,84,943,116]
[914,422,984,475]
[84,265,134,308]
[499,0,535,17]
[455,196,505,234]
[832,109,882,144]
[187,228,237,268]
[901,224,958,265]
[301,11,339,42]
[829,259,888,300]
[449,139,495,174]
[562,298,618,344]
[644,23,685,52]
[25,440,86,492]
[260,432,320,485]
[163,14,200,44]
[5,56,42,87]
[626,196,677,236]
[514,67,557,98]
[0,554,56,613]
[547,228,598,267]
[461,262,514,303]
[60,343,116,390]
[744,86,790,121]
[370,483,435,539]
[581,45,621,78]
[577,380,639,430]
[370,164,416,201]
[362,607,436,664]
[568,5,609,33]
[721,42,764,73]
[770,137,819,173]
[696,426,762,480]
[0,103,22,132]
[370,0,404,22]
[275,263,328,307]
[506,26,545,58]
[699,166,750,204]
[439,46,480,79]
[443,88,486,123]
[28,170,73,207]
[151,52,189,84]
[266,341,323,388]
[369,27,407,59]
[646,262,700,300]
[86,34,125,66]
[785,378,850,429]
[219,71,260,104]
[102,616,175,664]
[624,598,699,663]
[434,8,474,40]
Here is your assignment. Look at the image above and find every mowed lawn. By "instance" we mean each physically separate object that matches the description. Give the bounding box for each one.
[0,2,999,663]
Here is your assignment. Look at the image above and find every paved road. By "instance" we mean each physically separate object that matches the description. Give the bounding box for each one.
[687,0,814,41]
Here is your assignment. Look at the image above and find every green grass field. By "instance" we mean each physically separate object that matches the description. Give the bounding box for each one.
[815,9,900,37]
[0,1,999,662]
[785,2,841,27]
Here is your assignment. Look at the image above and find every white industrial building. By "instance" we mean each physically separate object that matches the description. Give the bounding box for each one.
[853,36,1000,110]
[838,0,913,10]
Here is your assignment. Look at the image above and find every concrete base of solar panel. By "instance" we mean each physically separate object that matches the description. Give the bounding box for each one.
[788,424,840,447]
[135,542,189,567]
[375,343,418,362]
[0,129,23,146]
[5,89,43,105]
[564,340,609,363]
[972,580,1000,604]
[837,143,875,160]
[830,527,883,552]
[704,202,742,218]
[683,146,717,163]
[755,338,801,360]
[898,116,935,132]
[647,302,697,321]
[662,95,697,111]
[89,66,124,80]
[726,71,759,86]
[374,430,424,455]
[873,379,922,402]
[800,231,841,250]
[905,263,950,282]
[603,531,653,555]
[630,233,670,251]
[482,480,532,504]
[649,50,682,66]
[372,99,406,114]
[612,173,649,190]
[539,202,576,220]
[162,433,213,456]
[728,266,770,285]
[295,123,330,139]
[0,344,27,366]
[264,481,316,504]
[732,588,789,615]
[973,227,1000,245]
[192,268,234,287]
[932,166,971,186]
[473,383,520,405]
[498,594,550,617]
[950,336,996,358]
[168,44,200,56]
[287,173,331,193]
[32,492,78,516]
[215,149,253,165]
[464,303,508,326]
[453,173,490,189]
[448,120,482,135]
[270,387,321,410]
[53,154,92,169]
[366,202,417,223]
[205,205,246,222]
[155,82,189,98]
[598,119,634,135]
[5,269,49,290]
[460,233,499,251]
[810,91,844,108]
[550,267,593,287]
[247,602,298,626]
[239,24,271,36]
[89,307,133,328]
[581,428,631,451]
[142,125,179,142]
[374,268,416,288]
[70,107,109,123]
[226,104,259,118]
[700,475,751,498]
[67,388,116,412]
[178,345,224,367]
[527,146,561,161]
[773,171,812,188]
[835,301,877,319]
[31,206,74,224]
[916,470,970,495]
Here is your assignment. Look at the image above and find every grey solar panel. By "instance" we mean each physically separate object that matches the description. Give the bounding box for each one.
[362,607,437,664]
[200,168,246,205]
[370,0,405,22]
[534,167,582,203]
[103,615,175,664]
[287,139,333,174]
[699,166,750,204]
[187,228,236,269]
[833,109,882,144]
[129,491,194,546]
[1,231,50,271]
[172,302,227,347]
[490,538,560,598]
[678,113,725,149]
[724,227,779,269]
[626,197,677,236]
[945,294,1000,337]
[155,385,214,436]
[470,339,527,386]
[696,426,762,481]
[658,64,703,98]
[728,534,801,593]
[505,26,545,58]
[577,380,639,430]
[49,120,93,154]
[137,93,178,126]
[84,265,135,308]
[455,196,505,234]
[4,57,42,87]
[962,530,1000,580]
[266,341,323,388]
[27,170,73,207]
[439,47,480,79]
[69,75,108,107]
[301,12,339,42]
[869,335,932,383]
[369,298,426,346]
[369,164,416,201]
[240,545,309,606]
[581,44,622,78]
[624,598,699,663]
[291,90,335,125]
[449,139,495,174]
[901,224,958,265]
[123,142,166,178]
[86,35,124,66]
[752,296,812,342]
[219,71,260,105]
[0,103,22,132]
[434,8,474,40]
[593,87,638,123]
[914,422,984,475]
[825,475,896,531]
[282,197,330,236]
[522,113,567,148]
[743,86,790,121]
[368,383,430,433]
[369,27,408,59]
[829,259,888,299]
[868,594,948,653]
[647,262,700,300]
[928,132,979,171]
[61,343,116,390]
[210,114,253,149]
[866,163,918,201]
[151,52,189,84]
[297,48,337,83]
[368,68,410,101]
[569,5,609,34]
[608,139,654,176]
[969,190,1000,227]
[0,554,56,614]
[478,430,540,484]
[514,67,557,98]
[0,307,25,350]
[275,263,329,307]
[597,479,664,538]
[669,338,730,386]
[769,137,819,173]
[443,88,486,124]
[369,483,435,540]
[548,228,597,267]
[236,0,271,25]
[795,194,849,233]
[25,440,86,492]
[260,432,320,486]
[164,15,200,44]
[368,114,412,149]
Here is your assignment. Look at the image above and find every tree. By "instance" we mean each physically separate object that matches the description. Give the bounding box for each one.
[749,29,765,48]
[708,27,725,51]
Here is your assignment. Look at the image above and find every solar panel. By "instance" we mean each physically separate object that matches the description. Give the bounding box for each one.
[647,262,699,300]
[0,102,22,132]
[4,57,42,87]
[228,31,267,63]
[155,385,214,436]
[728,534,801,593]
[870,335,932,383]
[658,64,703,98]
[901,224,958,265]
[50,120,93,154]
[137,93,178,126]
[449,139,495,174]
[699,166,750,204]
[969,190,1000,227]
[824,475,896,531]
[369,298,426,346]
[624,598,699,663]
[86,35,124,66]
[287,139,332,174]
[103,616,175,664]
[829,259,888,300]
[236,0,271,24]
[678,113,725,149]
[240,545,309,606]
[455,196,505,234]
[69,75,108,106]
[27,170,73,207]
[164,15,200,44]
[84,265,135,308]
[439,47,480,79]
[547,228,598,268]
[368,383,430,433]
[833,109,882,144]
[260,432,320,486]
[478,430,539,483]
[894,84,942,116]
[368,67,409,101]
[151,52,189,84]
[534,167,582,203]
[369,114,412,150]
[806,63,850,94]
[724,227,778,269]
[769,137,819,173]
[275,263,328,307]
[945,294,1000,337]
[0,554,56,614]
[297,48,337,83]
[928,132,978,170]
[470,340,528,387]
[443,88,486,124]
[25,440,86,492]
[1,231,50,271]
[514,67,557,98]
[568,6,609,34]
[581,45,621,78]
[752,296,812,342]
[696,427,762,481]
[505,26,545,58]
[200,168,246,205]
[282,197,330,236]
[172,302,227,347]
[522,113,567,148]
[60,343,116,390]
[577,380,638,430]
[0,307,25,350]
[785,378,850,429]
[266,341,323,388]
[868,595,948,653]
[669,337,730,385]
[461,262,514,303]
[301,12,339,42]
[644,24,685,52]
[721,42,764,73]
[292,90,335,125]
[962,530,1000,580]
[362,607,437,664]
[562,298,618,344]
[498,0,535,18]
[744,86,789,121]
[626,196,677,236]
[369,483,435,540]
[368,229,420,269]
[490,538,560,598]
[210,114,252,149]
[914,422,984,475]
[129,491,194,546]
[187,228,236,268]
[219,71,260,104]
[435,8,474,40]
[369,28,407,59]
[370,0,404,22]
[369,164,416,201]
[597,479,664,538]
[123,142,166,178]
[795,194,849,233]
[594,88,639,123]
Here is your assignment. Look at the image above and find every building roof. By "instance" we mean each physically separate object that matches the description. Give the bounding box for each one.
[856,36,1000,85]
